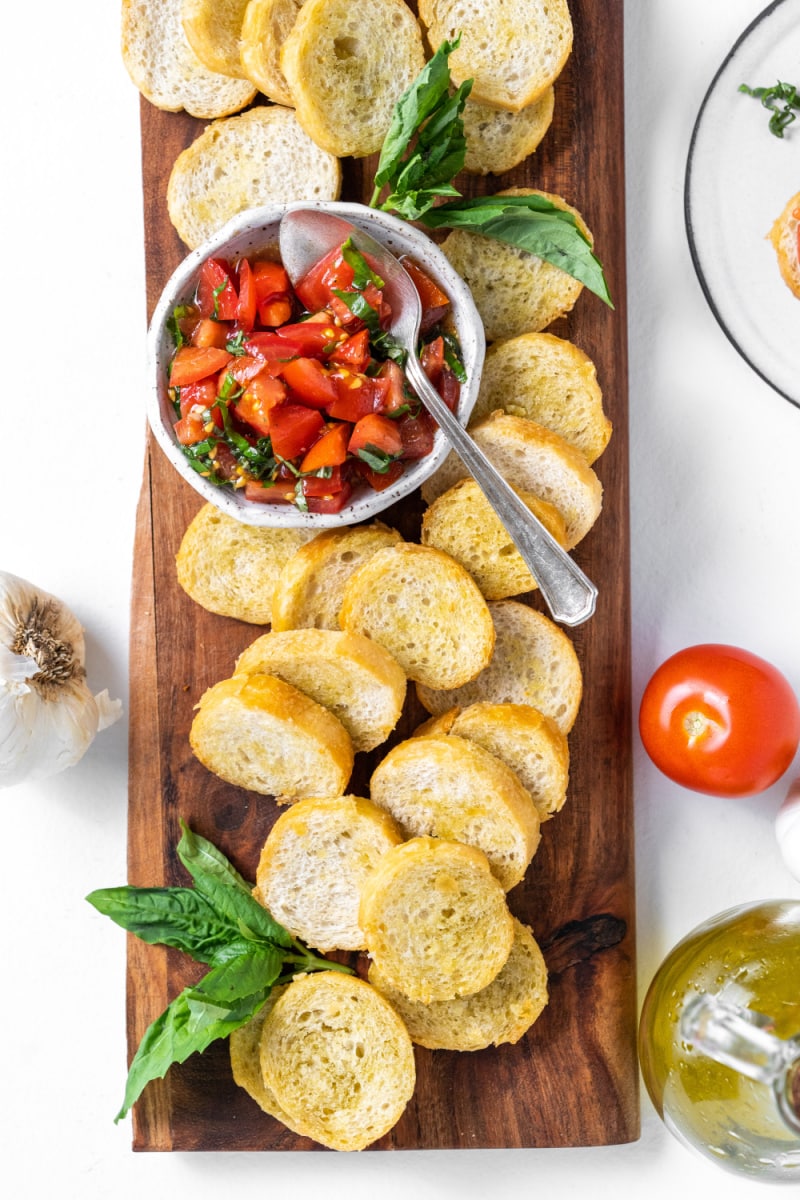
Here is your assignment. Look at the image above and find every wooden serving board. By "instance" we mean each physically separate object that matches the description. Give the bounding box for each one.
[127,0,637,1152]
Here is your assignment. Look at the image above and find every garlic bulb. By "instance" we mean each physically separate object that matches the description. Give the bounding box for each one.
[0,571,122,788]
[775,777,800,882]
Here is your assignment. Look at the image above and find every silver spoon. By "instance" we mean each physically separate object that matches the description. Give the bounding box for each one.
[279,207,598,627]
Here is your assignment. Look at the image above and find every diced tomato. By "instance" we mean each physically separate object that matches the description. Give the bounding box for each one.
[234,376,286,438]
[275,317,344,357]
[173,410,209,445]
[299,423,351,472]
[279,357,339,409]
[196,258,239,321]
[421,336,445,387]
[244,331,304,360]
[268,404,325,460]
[190,318,230,349]
[244,480,294,504]
[439,364,461,412]
[224,355,269,386]
[356,459,405,492]
[258,298,294,327]
[236,258,257,331]
[294,245,355,312]
[402,259,450,332]
[170,345,232,387]
[397,410,436,459]
[301,465,348,496]
[327,372,384,422]
[177,378,218,417]
[252,260,291,303]
[348,413,404,459]
[375,360,407,412]
[212,443,241,481]
[328,328,371,372]
[305,480,354,513]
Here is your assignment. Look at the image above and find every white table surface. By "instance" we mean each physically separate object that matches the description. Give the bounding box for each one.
[3,2,799,1195]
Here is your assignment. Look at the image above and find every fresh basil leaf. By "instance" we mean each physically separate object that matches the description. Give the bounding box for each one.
[177,822,292,948]
[332,290,407,364]
[419,198,613,307]
[197,943,285,1002]
[115,985,268,1122]
[440,330,468,382]
[739,80,800,137]
[372,37,461,196]
[294,479,309,512]
[340,237,384,290]
[357,444,398,473]
[167,305,194,349]
[86,886,236,964]
[225,330,248,356]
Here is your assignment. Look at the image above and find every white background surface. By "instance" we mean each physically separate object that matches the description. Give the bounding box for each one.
[3,1,799,1196]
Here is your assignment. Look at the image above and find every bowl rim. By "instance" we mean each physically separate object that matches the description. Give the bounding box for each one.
[146,200,485,529]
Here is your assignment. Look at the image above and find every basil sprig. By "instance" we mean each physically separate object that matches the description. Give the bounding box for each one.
[87,822,352,1122]
[370,38,612,307]
[739,80,800,138]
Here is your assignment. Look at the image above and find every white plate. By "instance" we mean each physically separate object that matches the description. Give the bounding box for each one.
[685,0,800,408]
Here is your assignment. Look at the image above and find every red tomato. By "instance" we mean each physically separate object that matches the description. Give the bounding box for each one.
[235,258,257,331]
[348,413,404,459]
[196,258,239,320]
[173,410,209,445]
[268,404,325,460]
[305,480,354,513]
[638,644,800,797]
[279,357,339,409]
[251,260,291,303]
[190,318,230,349]
[403,258,450,331]
[356,459,405,492]
[300,423,351,472]
[301,465,348,496]
[396,410,436,459]
[234,376,286,438]
[244,331,304,360]
[259,298,293,327]
[274,318,343,357]
[177,378,218,417]
[328,329,371,373]
[294,245,355,311]
[170,346,232,386]
[327,372,384,422]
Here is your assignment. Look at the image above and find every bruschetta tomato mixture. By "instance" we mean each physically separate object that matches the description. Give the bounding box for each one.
[167,239,465,513]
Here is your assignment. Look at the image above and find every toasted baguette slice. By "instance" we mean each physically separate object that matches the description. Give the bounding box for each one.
[182,0,251,78]
[414,702,569,821]
[176,504,315,624]
[769,190,800,299]
[369,735,540,890]
[271,523,403,631]
[280,0,426,156]
[235,628,406,752]
[369,917,548,1050]
[421,477,567,600]
[360,837,514,1002]
[190,673,353,800]
[421,413,602,549]
[339,543,495,690]
[463,90,554,175]
[230,985,310,1132]
[441,188,592,341]
[253,795,403,951]
[416,600,583,735]
[167,105,341,249]
[240,0,301,105]
[418,0,572,110]
[260,971,416,1151]
[470,332,611,463]
[121,0,256,117]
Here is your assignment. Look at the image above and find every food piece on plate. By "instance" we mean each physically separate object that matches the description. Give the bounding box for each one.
[462,90,555,176]
[418,0,572,110]
[271,523,403,631]
[421,477,568,600]
[359,837,515,1002]
[234,628,407,752]
[413,701,570,821]
[369,734,541,890]
[280,0,426,157]
[421,412,602,549]
[339,543,495,690]
[230,985,310,1132]
[469,332,612,463]
[440,188,592,340]
[259,971,416,1151]
[181,0,252,78]
[768,190,800,299]
[167,105,341,249]
[176,504,315,624]
[253,795,403,951]
[121,0,256,117]
[369,917,549,1050]
[189,673,354,800]
[416,600,583,735]
[240,0,301,105]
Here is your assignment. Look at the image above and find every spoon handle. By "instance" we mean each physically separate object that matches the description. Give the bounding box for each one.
[406,355,598,627]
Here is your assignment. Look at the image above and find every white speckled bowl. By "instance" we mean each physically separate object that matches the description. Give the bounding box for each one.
[146,201,485,528]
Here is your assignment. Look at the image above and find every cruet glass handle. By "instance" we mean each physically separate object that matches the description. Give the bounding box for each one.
[681,994,800,1135]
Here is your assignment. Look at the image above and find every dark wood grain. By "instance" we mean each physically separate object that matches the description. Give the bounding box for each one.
[127,0,638,1151]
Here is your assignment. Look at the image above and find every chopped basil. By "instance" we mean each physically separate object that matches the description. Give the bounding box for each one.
[225,330,248,356]
[340,237,385,290]
[739,80,800,137]
[332,288,407,364]
[356,444,400,473]
[167,305,195,349]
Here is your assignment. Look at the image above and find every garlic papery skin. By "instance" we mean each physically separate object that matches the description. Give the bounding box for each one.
[0,571,122,788]
[775,777,800,883]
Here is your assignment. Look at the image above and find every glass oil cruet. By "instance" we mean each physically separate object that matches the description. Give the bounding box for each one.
[638,900,800,1182]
